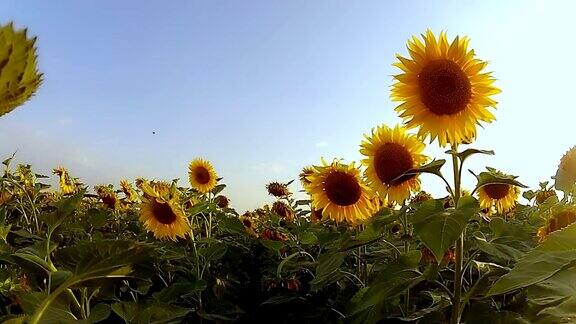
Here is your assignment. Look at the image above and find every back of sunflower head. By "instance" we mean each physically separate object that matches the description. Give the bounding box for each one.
[0,22,42,117]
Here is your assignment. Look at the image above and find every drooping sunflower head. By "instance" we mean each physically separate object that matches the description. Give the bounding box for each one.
[139,195,190,241]
[266,182,291,197]
[0,23,43,118]
[392,30,501,146]
[535,189,557,205]
[305,159,377,224]
[554,146,576,194]
[52,166,76,194]
[272,200,295,221]
[360,124,428,204]
[120,179,139,203]
[239,213,258,236]
[215,195,230,209]
[477,183,520,215]
[94,184,118,210]
[537,205,576,242]
[188,159,218,194]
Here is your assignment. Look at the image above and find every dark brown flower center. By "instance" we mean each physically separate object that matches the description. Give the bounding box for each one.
[324,171,361,206]
[418,59,471,115]
[483,184,510,200]
[374,143,414,185]
[242,218,252,228]
[194,167,211,185]
[151,200,178,224]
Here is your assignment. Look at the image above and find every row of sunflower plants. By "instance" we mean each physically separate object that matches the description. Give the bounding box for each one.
[2,21,576,323]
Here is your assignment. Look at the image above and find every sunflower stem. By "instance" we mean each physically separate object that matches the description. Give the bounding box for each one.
[402,202,410,315]
[450,144,463,324]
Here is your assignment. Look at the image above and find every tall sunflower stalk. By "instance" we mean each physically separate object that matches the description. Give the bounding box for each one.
[392,30,501,323]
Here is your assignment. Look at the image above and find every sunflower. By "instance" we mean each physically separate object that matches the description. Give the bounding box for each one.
[239,213,257,236]
[215,195,230,208]
[299,166,316,190]
[0,23,43,117]
[266,182,291,197]
[392,30,501,146]
[188,159,218,194]
[94,185,118,210]
[272,200,295,221]
[537,205,576,242]
[554,146,576,194]
[120,179,139,203]
[360,124,428,204]
[477,183,520,214]
[52,167,76,194]
[138,180,190,241]
[305,160,376,224]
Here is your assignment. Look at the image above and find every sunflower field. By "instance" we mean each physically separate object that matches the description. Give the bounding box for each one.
[2,22,576,324]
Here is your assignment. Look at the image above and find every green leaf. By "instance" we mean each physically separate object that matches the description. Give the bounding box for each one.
[299,232,317,245]
[153,279,206,303]
[348,251,422,315]
[111,301,191,324]
[41,190,85,229]
[413,196,479,263]
[474,236,525,262]
[445,148,494,163]
[211,184,226,195]
[487,222,576,296]
[310,252,345,291]
[216,215,244,235]
[392,159,446,184]
[472,168,527,191]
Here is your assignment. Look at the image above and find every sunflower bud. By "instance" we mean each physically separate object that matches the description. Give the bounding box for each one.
[0,23,43,117]
[554,147,576,193]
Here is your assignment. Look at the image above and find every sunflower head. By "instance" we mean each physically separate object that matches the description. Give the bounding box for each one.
[360,124,428,204]
[477,182,520,215]
[266,182,291,197]
[120,179,139,203]
[411,191,433,205]
[215,195,230,209]
[272,201,295,221]
[239,214,257,236]
[16,164,34,188]
[310,208,323,224]
[188,159,218,194]
[305,159,377,224]
[535,189,557,205]
[299,166,316,190]
[392,30,500,146]
[0,23,43,118]
[52,166,76,194]
[554,146,576,194]
[94,184,118,210]
[537,205,576,242]
[140,199,190,241]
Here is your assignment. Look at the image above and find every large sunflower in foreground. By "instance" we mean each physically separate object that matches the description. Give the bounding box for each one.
[554,146,576,193]
[0,23,43,117]
[188,159,218,194]
[477,183,520,214]
[305,160,376,224]
[360,124,428,204]
[392,30,501,146]
[138,180,190,240]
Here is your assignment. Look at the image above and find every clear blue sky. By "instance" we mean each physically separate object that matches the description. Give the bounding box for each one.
[1,0,574,211]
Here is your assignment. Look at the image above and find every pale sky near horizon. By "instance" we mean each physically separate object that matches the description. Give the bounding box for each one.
[0,1,574,211]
